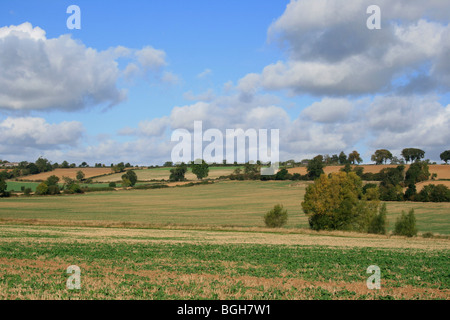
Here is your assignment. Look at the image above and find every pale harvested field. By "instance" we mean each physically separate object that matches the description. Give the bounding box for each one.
[19,168,113,181]
[288,164,450,179]
[0,225,448,251]
[415,180,450,192]
[94,167,242,182]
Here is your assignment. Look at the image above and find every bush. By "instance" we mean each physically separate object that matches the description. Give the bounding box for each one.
[35,182,49,195]
[109,182,117,188]
[379,183,404,201]
[367,203,388,235]
[264,204,288,228]
[394,209,418,237]
[416,184,450,202]
[47,185,61,195]
[122,170,138,186]
[24,188,32,196]
[362,183,378,194]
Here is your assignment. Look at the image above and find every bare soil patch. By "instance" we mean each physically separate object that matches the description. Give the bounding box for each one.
[19,168,113,181]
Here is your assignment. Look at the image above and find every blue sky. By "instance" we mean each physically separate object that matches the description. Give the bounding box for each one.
[0,1,449,165]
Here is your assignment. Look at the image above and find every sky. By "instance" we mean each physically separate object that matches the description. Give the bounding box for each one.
[0,0,449,166]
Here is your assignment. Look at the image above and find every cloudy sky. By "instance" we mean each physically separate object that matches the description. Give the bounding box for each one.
[0,0,449,165]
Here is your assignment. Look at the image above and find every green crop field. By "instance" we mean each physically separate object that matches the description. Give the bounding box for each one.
[0,225,448,300]
[0,180,449,300]
[0,181,449,234]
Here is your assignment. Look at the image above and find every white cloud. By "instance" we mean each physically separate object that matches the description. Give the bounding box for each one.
[0,117,84,149]
[135,46,167,71]
[368,95,450,148]
[302,98,355,123]
[240,0,450,97]
[197,68,212,78]
[0,22,127,111]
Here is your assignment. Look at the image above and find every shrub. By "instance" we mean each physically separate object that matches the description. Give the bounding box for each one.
[47,185,61,195]
[108,182,117,188]
[35,182,49,195]
[362,183,378,195]
[24,188,32,196]
[367,203,388,235]
[275,168,290,180]
[379,183,404,201]
[121,178,132,188]
[122,170,138,186]
[394,209,418,237]
[264,204,288,228]
[416,184,450,202]
[69,183,83,194]
[405,161,430,185]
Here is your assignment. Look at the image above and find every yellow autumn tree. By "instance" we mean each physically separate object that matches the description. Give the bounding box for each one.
[301,171,383,232]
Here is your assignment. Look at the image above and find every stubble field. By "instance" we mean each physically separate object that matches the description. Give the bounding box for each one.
[0,178,449,300]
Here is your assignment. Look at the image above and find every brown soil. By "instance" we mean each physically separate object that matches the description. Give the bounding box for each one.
[18,168,113,181]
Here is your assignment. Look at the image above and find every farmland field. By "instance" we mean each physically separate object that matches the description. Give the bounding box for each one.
[93,166,243,182]
[1,181,449,234]
[19,168,113,181]
[0,180,449,300]
[288,164,450,180]
[0,224,448,300]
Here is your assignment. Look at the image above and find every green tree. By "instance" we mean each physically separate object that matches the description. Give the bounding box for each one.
[191,160,210,180]
[61,161,70,168]
[405,161,430,186]
[121,177,132,188]
[338,151,348,165]
[367,203,388,235]
[301,172,380,232]
[264,204,288,228]
[401,148,425,163]
[348,150,363,165]
[35,157,53,173]
[0,178,7,195]
[416,184,450,202]
[76,170,86,182]
[440,150,450,164]
[122,170,138,186]
[307,155,325,180]
[371,149,393,165]
[275,168,290,180]
[45,175,60,186]
[394,209,418,237]
[112,162,125,173]
[27,163,39,175]
[169,163,188,182]
[35,182,49,195]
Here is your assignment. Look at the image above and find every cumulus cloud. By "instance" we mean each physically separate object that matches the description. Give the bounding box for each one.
[368,95,450,148]
[302,98,355,123]
[236,0,450,97]
[0,117,84,150]
[0,23,178,111]
[0,22,127,111]
[135,46,167,71]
